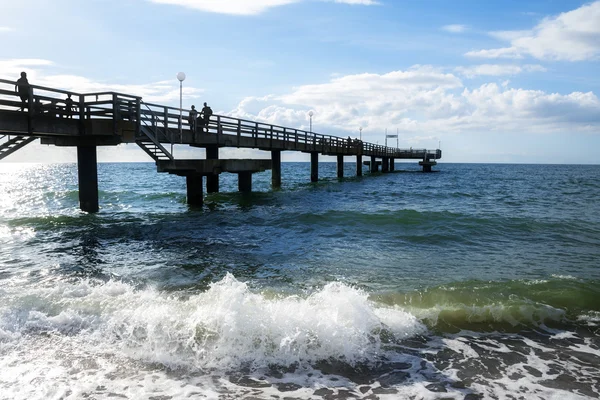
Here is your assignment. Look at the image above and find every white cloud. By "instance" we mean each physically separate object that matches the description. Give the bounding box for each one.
[0,27,13,32]
[456,64,547,78]
[148,0,377,15]
[0,59,203,103]
[227,66,465,134]
[227,67,599,142]
[465,47,523,59]
[466,1,600,61]
[442,24,468,33]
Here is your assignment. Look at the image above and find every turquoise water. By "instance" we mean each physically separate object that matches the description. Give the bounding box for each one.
[0,162,599,399]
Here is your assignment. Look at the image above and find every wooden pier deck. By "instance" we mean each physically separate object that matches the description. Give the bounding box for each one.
[0,78,442,212]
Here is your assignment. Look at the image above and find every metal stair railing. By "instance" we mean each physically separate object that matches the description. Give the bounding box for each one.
[0,136,37,161]
[135,102,174,162]
[137,125,174,161]
[139,101,174,143]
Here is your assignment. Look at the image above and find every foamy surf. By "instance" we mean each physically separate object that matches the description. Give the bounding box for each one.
[1,274,599,399]
[0,274,428,399]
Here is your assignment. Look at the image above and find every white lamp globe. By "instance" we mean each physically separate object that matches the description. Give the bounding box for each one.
[308,111,314,117]
[177,72,186,82]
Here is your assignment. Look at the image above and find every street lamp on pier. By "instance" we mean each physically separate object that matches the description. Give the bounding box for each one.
[177,71,186,143]
[308,110,314,133]
[359,126,363,141]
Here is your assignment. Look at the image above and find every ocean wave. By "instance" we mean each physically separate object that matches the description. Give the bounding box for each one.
[0,274,426,372]
[373,277,600,332]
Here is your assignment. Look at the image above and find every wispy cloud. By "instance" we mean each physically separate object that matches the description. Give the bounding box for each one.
[465,1,600,61]
[148,0,378,15]
[0,27,14,32]
[441,24,468,33]
[455,64,547,78]
[0,59,203,103]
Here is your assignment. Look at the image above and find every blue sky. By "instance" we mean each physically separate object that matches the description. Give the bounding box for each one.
[1,0,599,163]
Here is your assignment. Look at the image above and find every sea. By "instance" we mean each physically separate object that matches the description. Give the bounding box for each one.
[0,161,598,400]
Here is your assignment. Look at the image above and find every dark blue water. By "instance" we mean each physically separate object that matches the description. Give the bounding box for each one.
[0,162,599,399]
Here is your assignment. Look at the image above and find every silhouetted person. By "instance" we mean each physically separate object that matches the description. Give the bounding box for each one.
[15,71,30,111]
[201,102,212,133]
[65,94,74,118]
[188,105,198,133]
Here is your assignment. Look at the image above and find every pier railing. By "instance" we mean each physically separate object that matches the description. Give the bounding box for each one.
[0,78,441,160]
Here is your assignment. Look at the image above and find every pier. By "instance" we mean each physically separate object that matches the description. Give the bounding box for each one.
[0,78,442,212]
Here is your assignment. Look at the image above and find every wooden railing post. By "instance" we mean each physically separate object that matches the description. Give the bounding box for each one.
[78,95,85,135]
[294,129,298,150]
[237,119,241,147]
[217,115,222,144]
[135,98,141,136]
[164,107,170,144]
[112,93,119,135]
[254,122,258,147]
[27,87,34,133]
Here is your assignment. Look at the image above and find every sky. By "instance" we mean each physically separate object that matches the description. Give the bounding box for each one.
[0,0,599,163]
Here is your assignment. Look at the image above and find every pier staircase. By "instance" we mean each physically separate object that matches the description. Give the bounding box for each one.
[0,135,37,161]
[135,103,174,162]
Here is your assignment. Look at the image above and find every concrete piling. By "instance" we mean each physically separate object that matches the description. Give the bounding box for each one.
[77,145,99,213]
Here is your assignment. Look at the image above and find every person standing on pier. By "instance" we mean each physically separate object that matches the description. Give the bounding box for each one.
[65,94,74,118]
[188,105,198,133]
[201,102,213,133]
[15,71,30,111]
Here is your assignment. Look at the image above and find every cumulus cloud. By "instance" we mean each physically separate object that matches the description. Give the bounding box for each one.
[466,1,600,61]
[442,24,468,33]
[455,64,547,78]
[0,59,203,103]
[227,66,599,141]
[148,0,377,15]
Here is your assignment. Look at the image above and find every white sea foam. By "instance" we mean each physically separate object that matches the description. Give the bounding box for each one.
[0,274,429,399]
[442,337,480,358]
[1,274,598,400]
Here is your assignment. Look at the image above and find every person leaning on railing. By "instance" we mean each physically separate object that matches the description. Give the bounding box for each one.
[15,71,30,111]
[201,102,213,133]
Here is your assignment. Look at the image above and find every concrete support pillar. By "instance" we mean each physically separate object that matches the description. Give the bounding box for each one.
[77,145,99,213]
[271,150,281,188]
[186,175,204,206]
[206,145,219,193]
[370,156,377,173]
[390,158,395,172]
[382,157,389,173]
[310,152,319,182]
[419,160,436,172]
[337,154,344,178]
[238,171,252,192]
[356,155,362,176]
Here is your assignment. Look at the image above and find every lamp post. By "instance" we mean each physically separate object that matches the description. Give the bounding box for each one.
[308,110,314,133]
[177,72,186,144]
[359,126,363,141]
